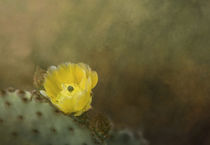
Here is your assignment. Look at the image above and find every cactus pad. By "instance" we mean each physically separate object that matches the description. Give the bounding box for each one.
[0,89,101,145]
[107,129,149,145]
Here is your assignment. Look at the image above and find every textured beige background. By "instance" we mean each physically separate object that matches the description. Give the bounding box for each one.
[0,0,210,145]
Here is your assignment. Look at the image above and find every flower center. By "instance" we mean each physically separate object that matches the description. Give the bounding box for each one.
[67,85,74,92]
[56,83,82,101]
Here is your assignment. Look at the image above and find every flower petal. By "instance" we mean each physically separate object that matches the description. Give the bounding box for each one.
[91,71,98,89]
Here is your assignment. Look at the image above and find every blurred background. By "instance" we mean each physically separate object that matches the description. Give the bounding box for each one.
[0,0,210,145]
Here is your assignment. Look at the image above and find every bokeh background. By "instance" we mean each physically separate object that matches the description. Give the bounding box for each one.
[1,0,210,145]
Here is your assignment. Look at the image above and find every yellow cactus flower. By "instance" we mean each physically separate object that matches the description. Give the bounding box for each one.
[40,63,98,116]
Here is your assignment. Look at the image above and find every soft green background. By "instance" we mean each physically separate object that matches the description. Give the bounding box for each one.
[0,0,210,145]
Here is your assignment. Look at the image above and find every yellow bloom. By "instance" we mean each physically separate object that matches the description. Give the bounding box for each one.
[41,63,98,116]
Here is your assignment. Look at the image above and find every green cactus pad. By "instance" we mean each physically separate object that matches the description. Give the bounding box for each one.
[0,89,100,145]
[107,129,148,145]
